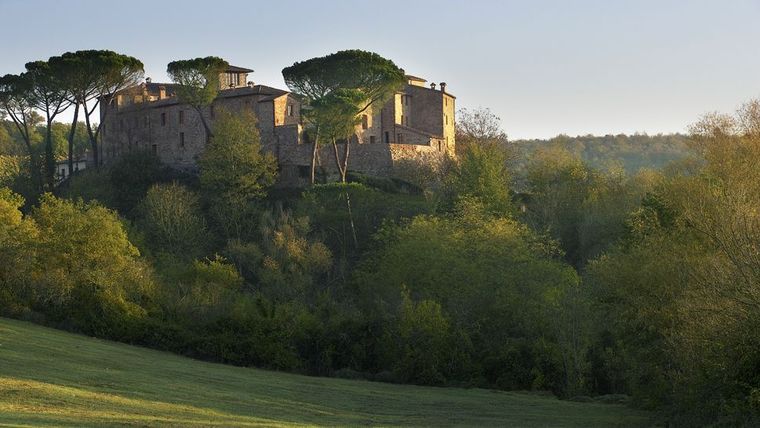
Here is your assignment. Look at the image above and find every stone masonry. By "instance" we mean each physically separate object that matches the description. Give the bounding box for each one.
[99,66,456,186]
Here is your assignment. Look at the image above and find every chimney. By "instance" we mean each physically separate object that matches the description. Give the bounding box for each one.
[430,82,436,90]
[158,85,166,100]
[146,77,152,84]
[440,82,447,93]
[247,81,254,88]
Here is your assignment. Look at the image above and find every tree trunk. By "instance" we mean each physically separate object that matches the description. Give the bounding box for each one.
[331,137,352,183]
[44,113,55,191]
[195,106,213,143]
[309,127,320,185]
[67,102,79,178]
[331,139,347,183]
[83,107,100,168]
[341,137,350,183]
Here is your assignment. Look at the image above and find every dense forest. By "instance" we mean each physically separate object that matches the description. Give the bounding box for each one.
[2,51,759,426]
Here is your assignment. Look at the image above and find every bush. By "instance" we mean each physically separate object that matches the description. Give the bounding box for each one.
[137,182,210,259]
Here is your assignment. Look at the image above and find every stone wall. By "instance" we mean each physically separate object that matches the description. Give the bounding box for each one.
[100,80,456,187]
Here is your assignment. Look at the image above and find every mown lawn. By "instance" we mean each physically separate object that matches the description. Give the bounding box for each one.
[0,317,654,427]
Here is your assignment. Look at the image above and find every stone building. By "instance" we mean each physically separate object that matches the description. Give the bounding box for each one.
[99,65,455,186]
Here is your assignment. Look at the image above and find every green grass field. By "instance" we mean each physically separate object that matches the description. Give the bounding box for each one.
[0,317,654,427]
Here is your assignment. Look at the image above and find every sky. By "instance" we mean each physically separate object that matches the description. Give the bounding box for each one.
[1,0,759,139]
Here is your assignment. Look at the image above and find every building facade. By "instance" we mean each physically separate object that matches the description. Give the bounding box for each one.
[99,66,455,186]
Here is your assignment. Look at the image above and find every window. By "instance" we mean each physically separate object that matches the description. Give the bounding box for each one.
[287,104,293,117]
[226,72,239,87]
[445,114,448,125]
[384,131,390,144]
[179,132,185,148]
[298,165,310,178]
[369,135,376,144]
[161,112,166,126]
[151,144,157,154]
[397,133,403,143]
[179,110,184,124]
[400,114,404,126]
[361,114,368,129]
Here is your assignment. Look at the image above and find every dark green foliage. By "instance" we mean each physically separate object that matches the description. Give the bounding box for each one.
[354,200,580,392]
[297,183,432,268]
[443,142,514,216]
[109,150,174,215]
[137,182,210,260]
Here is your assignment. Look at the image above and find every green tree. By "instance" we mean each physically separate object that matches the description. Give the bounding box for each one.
[445,142,514,216]
[354,200,579,392]
[31,194,154,333]
[23,60,72,189]
[51,50,143,169]
[224,207,332,302]
[137,182,210,260]
[0,73,43,191]
[0,188,38,313]
[198,108,277,239]
[282,50,405,183]
[167,56,228,141]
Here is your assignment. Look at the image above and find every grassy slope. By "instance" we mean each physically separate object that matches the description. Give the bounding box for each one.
[0,318,653,427]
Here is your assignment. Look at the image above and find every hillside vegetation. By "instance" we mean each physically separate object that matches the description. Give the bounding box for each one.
[0,317,653,427]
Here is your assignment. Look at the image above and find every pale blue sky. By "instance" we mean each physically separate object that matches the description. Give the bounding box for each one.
[1,0,759,139]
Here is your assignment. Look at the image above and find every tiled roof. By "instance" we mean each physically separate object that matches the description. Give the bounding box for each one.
[226,65,254,73]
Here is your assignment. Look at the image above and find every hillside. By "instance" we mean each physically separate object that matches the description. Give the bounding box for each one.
[511,133,693,175]
[0,318,653,427]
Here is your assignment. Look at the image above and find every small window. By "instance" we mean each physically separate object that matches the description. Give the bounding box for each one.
[161,112,166,126]
[287,104,293,117]
[384,131,390,144]
[369,136,376,144]
[210,105,215,119]
[445,114,448,125]
[151,144,157,154]
[361,114,368,129]
[297,165,309,178]
[400,114,404,126]
[397,133,403,143]
[179,132,185,148]
[179,110,184,124]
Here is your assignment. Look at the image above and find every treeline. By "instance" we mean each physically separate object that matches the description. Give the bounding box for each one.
[511,133,693,180]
